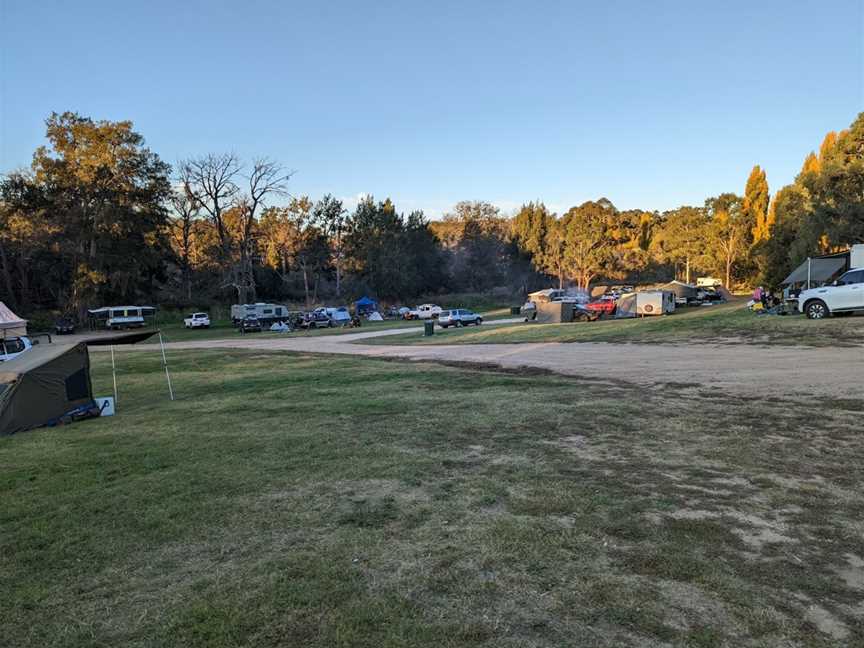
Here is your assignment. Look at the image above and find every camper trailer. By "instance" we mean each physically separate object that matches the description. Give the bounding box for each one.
[88,306,155,330]
[616,291,676,318]
[230,303,290,326]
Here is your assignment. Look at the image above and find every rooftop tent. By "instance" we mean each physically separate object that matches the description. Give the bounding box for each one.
[0,343,95,436]
[781,255,848,286]
[0,302,27,339]
[354,296,378,315]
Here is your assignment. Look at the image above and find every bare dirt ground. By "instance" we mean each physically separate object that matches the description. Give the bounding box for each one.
[145,326,864,399]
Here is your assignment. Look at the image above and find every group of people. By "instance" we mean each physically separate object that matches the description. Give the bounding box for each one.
[752,286,783,311]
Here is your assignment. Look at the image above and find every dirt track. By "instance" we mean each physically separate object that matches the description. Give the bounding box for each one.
[148,327,864,399]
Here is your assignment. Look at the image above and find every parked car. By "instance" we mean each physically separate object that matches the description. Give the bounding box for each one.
[799,268,864,319]
[239,316,263,333]
[0,336,32,362]
[438,309,483,328]
[301,312,333,329]
[54,318,75,335]
[183,312,211,329]
[585,296,616,316]
[406,304,442,320]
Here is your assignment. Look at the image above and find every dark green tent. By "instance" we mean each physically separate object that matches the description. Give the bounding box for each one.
[0,342,95,436]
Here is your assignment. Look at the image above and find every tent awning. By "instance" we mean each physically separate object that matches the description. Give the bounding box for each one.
[782,256,847,285]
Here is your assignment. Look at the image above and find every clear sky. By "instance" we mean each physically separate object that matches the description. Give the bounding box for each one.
[1,0,862,217]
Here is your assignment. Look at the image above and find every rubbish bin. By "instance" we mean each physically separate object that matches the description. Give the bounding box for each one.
[424,320,435,336]
[510,306,521,315]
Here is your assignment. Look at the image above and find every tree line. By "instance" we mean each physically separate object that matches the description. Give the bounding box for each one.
[1,111,862,318]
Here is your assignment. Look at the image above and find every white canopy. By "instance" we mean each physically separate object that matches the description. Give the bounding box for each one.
[0,302,27,338]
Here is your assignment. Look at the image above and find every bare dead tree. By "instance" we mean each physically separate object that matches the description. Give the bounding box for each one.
[178,153,241,254]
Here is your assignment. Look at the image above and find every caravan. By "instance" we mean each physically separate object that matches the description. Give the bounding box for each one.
[88,306,156,330]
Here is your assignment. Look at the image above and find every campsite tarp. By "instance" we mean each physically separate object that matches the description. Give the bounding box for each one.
[662,281,698,301]
[0,302,27,339]
[354,296,378,315]
[0,343,94,436]
[781,255,847,286]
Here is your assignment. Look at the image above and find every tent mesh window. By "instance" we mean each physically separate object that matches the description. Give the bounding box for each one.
[65,368,90,401]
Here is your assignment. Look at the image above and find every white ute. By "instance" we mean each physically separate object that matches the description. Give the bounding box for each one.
[407,304,442,320]
[184,312,211,329]
[798,268,864,319]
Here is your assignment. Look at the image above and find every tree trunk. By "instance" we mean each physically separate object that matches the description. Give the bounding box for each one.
[685,257,691,284]
[335,260,342,297]
[302,266,310,306]
[725,255,732,289]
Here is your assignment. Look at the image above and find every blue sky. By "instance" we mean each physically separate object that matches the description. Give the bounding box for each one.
[1,0,862,217]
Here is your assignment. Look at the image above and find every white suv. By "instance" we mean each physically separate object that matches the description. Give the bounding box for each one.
[438,309,483,328]
[799,268,864,319]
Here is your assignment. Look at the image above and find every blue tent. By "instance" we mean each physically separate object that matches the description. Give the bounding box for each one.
[354,296,378,315]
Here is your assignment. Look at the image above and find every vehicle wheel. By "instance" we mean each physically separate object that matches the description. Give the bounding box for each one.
[476,319,482,325]
[441,324,448,329]
[805,300,829,320]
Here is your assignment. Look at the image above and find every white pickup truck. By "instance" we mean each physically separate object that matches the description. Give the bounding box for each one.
[406,304,442,320]
[183,313,211,329]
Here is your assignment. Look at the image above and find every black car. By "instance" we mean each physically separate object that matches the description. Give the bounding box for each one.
[54,318,75,335]
[240,316,263,333]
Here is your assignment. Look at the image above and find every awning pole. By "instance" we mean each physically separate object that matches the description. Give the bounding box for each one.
[158,332,175,401]
[110,345,118,408]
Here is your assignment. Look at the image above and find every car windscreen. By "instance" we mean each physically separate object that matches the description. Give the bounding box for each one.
[4,339,25,354]
[440,311,450,317]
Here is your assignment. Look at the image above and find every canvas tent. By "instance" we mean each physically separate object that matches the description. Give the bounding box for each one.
[354,296,378,315]
[0,330,161,436]
[536,301,575,324]
[0,342,95,436]
[0,302,27,339]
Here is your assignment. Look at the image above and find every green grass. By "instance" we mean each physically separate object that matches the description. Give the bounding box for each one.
[2,350,863,646]
[368,300,864,347]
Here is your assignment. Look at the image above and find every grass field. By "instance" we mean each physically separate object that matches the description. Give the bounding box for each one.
[370,301,864,347]
[2,349,863,646]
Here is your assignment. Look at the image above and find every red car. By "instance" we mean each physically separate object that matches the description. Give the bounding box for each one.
[585,296,616,316]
